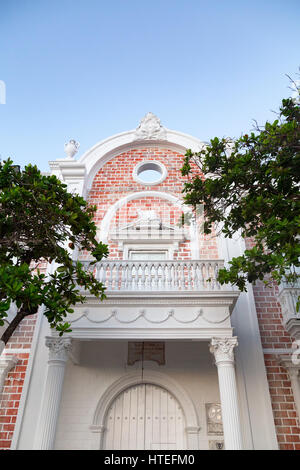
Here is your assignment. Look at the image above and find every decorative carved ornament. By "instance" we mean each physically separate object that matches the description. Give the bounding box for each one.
[209,440,224,450]
[45,336,73,362]
[206,403,223,435]
[209,337,238,363]
[70,308,207,325]
[134,112,167,140]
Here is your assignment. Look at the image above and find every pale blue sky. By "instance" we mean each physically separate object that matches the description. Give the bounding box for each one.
[0,0,299,171]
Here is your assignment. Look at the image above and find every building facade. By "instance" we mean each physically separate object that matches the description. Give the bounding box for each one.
[0,113,299,450]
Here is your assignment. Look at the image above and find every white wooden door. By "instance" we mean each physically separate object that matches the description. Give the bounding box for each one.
[103,384,186,450]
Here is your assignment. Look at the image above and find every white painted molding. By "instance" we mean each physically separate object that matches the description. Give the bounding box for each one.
[0,355,19,395]
[276,354,300,421]
[132,160,167,186]
[99,190,192,244]
[91,370,200,450]
[75,124,205,195]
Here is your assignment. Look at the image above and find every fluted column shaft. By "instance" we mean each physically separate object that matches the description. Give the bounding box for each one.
[34,336,72,450]
[210,337,243,450]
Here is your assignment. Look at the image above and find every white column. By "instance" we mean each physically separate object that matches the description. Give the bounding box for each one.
[34,336,72,450]
[210,337,243,450]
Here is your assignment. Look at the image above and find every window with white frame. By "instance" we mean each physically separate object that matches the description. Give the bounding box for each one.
[128,250,168,260]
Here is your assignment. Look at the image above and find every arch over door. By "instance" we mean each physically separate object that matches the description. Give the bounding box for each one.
[103,383,187,450]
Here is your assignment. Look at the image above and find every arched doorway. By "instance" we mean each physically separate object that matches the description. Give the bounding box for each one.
[103,383,186,450]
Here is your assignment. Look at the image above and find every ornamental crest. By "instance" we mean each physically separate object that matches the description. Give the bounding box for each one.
[134,112,167,140]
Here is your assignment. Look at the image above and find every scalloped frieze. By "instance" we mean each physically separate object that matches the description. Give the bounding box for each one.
[68,305,231,329]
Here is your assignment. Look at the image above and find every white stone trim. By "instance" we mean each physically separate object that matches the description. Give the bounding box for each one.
[277,354,300,421]
[65,327,233,341]
[132,160,167,186]
[0,355,19,395]
[90,370,200,450]
[98,190,193,246]
[76,127,205,195]
[10,304,47,450]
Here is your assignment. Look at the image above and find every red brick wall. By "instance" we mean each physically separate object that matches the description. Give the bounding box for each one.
[86,147,219,260]
[0,314,37,450]
[264,354,300,450]
[0,353,30,449]
[246,237,300,449]
[0,258,46,449]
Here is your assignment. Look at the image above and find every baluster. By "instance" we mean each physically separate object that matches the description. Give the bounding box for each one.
[166,263,171,290]
[187,262,192,290]
[174,262,178,290]
[136,262,141,290]
[132,263,136,290]
[160,262,165,290]
[95,262,102,282]
[127,263,133,290]
[145,263,150,290]
[115,262,121,291]
[180,262,185,290]
[121,263,126,290]
[202,262,207,289]
[101,262,107,288]
[207,262,214,290]
[193,262,199,290]
[141,263,146,290]
[159,263,164,290]
[108,262,114,290]
[153,262,159,290]
[215,262,221,290]
[213,262,219,290]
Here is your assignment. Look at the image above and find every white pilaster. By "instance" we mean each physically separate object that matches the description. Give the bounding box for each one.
[33,336,72,449]
[210,337,243,450]
[185,426,201,450]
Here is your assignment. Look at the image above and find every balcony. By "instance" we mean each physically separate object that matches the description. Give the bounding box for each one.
[81,259,233,293]
[69,259,240,340]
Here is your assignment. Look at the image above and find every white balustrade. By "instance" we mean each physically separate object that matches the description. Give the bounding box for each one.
[80,260,229,292]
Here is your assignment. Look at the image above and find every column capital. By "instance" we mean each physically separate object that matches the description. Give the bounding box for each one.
[210,337,238,364]
[45,336,73,363]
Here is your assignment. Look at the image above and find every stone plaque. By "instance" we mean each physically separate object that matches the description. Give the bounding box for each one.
[206,403,223,435]
[127,342,165,366]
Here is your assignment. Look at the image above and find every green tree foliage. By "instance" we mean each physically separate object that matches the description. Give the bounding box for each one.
[181,85,300,299]
[0,159,108,347]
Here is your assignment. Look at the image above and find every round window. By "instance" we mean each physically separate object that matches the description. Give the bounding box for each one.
[133,161,167,186]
